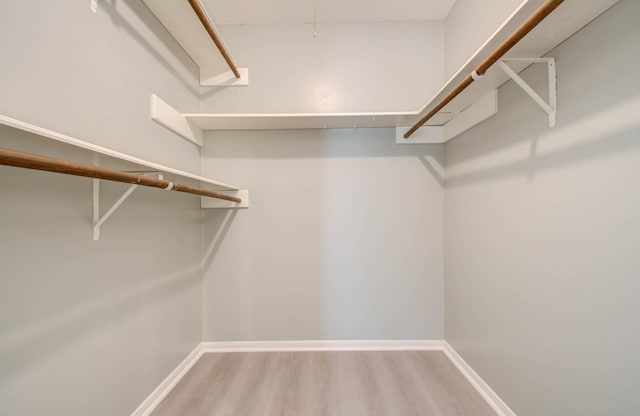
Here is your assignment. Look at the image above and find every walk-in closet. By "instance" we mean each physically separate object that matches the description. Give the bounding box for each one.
[1,0,638,415]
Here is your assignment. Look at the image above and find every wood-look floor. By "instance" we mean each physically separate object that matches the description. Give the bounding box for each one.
[151,351,497,416]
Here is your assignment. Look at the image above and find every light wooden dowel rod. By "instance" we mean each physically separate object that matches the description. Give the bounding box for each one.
[404,0,565,139]
[187,0,241,79]
[0,148,242,203]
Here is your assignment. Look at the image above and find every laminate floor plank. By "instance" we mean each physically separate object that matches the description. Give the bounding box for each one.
[150,351,497,416]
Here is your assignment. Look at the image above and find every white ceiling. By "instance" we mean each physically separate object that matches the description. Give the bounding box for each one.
[202,0,458,24]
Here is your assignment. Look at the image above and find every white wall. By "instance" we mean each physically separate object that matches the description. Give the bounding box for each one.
[0,0,201,171]
[444,0,522,78]
[201,129,444,341]
[444,1,640,414]
[202,22,444,113]
[199,20,447,342]
[0,1,203,415]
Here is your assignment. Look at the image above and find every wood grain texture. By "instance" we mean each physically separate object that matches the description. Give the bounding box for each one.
[151,351,497,416]
[187,0,241,78]
[0,148,241,202]
[404,0,565,138]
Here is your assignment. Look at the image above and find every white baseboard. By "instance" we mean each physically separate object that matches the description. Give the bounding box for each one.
[442,342,517,416]
[130,343,204,416]
[202,339,445,352]
[131,340,515,416]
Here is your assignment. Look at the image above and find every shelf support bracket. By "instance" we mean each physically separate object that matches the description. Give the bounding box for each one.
[92,172,162,241]
[498,58,557,127]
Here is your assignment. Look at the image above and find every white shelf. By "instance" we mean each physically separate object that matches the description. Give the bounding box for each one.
[149,0,618,143]
[142,0,226,69]
[0,114,239,191]
[142,0,251,88]
[416,0,619,119]
[185,111,453,131]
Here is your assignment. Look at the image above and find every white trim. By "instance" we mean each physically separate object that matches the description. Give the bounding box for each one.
[150,94,204,147]
[130,343,204,416]
[130,341,515,416]
[442,342,517,416]
[202,339,445,353]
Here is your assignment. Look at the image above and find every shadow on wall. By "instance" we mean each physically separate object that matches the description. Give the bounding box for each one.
[446,9,640,179]
[202,209,239,272]
[0,263,200,379]
[100,0,200,98]
[445,94,640,188]
[204,127,440,158]
[200,127,445,340]
[418,154,444,187]
[202,128,444,184]
[0,171,202,381]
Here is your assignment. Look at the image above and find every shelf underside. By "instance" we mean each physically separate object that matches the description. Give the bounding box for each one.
[186,112,452,131]
[147,0,618,137]
[0,115,238,191]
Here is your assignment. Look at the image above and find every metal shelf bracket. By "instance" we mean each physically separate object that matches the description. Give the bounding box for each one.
[92,171,162,241]
[498,58,557,127]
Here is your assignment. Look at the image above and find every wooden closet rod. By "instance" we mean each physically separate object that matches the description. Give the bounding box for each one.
[187,0,241,79]
[0,148,242,203]
[404,0,565,139]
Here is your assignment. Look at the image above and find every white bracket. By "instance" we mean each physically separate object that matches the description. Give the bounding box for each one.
[498,58,557,127]
[90,0,98,13]
[92,172,163,241]
[200,67,250,87]
[201,190,250,209]
[150,94,203,147]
